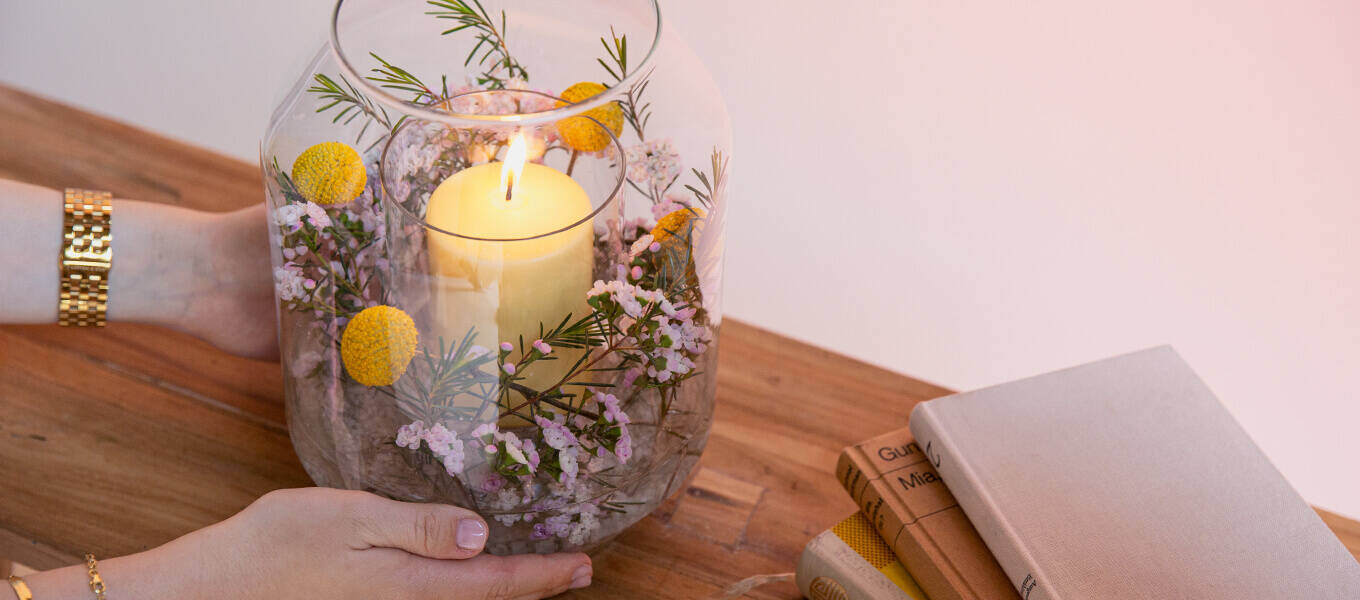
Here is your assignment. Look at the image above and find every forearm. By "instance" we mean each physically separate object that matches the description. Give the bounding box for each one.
[0,181,62,321]
[111,199,213,324]
[17,513,244,600]
[0,180,277,357]
[0,180,207,323]
[18,547,195,600]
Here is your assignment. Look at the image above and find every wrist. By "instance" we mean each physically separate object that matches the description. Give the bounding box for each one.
[0,181,63,322]
[106,199,211,326]
[19,548,188,600]
[19,562,86,600]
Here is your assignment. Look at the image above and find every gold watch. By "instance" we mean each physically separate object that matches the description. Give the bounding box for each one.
[59,188,113,327]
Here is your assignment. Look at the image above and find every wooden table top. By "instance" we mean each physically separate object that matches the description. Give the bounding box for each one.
[1,84,1357,599]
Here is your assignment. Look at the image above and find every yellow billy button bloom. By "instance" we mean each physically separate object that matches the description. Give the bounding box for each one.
[291,141,367,206]
[340,305,418,387]
[651,207,707,282]
[555,82,624,153]
[651,207,707,252]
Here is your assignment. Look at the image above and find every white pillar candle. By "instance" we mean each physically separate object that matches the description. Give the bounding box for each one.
[424,135,594,423]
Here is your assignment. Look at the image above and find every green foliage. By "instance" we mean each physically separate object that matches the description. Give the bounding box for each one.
[307,72,397,144]
[388,331,502,423]
[308,53,453,147]
[270,156,304,203]
[426,0,529,89]
[685,149,728,209]
[367,52,450,106]
[597,27,654,140]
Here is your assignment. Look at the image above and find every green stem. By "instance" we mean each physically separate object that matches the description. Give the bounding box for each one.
[503,381,601,421]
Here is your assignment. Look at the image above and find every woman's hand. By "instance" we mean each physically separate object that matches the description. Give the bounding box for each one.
[116,201,280,359]
[176,203,280,359]
[23,488,593,600]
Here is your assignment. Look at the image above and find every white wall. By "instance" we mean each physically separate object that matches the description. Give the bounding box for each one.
[3,1,1358,519]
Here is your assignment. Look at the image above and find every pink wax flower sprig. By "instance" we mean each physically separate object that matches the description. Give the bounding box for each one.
[465,389,633,483]
[475,261,712,437]
[623,138,683,201]
[468,201,716,435]
[491,334,603,425]
[267,156,386,327]
[395,420,467,476]
[585,279,711,387]
[389,387,636,515]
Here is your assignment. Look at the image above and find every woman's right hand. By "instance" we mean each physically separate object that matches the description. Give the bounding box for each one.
[24,488,592,600]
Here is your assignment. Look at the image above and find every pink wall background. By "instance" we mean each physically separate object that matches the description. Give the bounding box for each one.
[2,0,1358,517]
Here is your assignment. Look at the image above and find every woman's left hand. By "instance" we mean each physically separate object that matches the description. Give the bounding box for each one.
[22,488,593,600]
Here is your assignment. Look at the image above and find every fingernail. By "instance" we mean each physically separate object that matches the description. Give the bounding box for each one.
[456,519,487,550]
[569,564,592,589]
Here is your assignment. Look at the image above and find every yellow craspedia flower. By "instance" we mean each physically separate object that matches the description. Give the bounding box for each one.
[340,305,418,387]
[652,207,707,251]
[651,208,707,283]
[291,141,367,206]
[555,82,624,153]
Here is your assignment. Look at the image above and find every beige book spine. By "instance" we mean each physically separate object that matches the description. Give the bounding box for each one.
[910,405,1049,600]
[797,529,917,600]
[837,428,1018,600]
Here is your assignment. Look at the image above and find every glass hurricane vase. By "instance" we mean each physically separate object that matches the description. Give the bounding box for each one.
[260,0,730,554]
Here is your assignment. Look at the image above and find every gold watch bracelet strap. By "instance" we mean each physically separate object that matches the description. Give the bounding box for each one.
[59,189,113,327]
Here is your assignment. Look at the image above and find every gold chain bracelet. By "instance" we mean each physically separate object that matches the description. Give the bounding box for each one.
[6,575,33,600]
[84,554,106,600]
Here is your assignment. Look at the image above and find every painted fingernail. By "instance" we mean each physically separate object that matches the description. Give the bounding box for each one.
[569,564,592,589]
[456,519,487,550]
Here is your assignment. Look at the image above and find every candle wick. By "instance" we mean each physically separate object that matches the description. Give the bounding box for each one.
[505,173,515,202]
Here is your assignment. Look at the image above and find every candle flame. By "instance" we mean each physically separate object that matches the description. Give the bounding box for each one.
[501,132,529,201]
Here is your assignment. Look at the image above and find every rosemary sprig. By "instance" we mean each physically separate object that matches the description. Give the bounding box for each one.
[270,157,303,203]
[367,52,450,107]
[684,149,728,209]
[307,72,395,143]
[426,0,529,89]
[491,311,613,422]
[597,27,653,140]
[392,332,502,423]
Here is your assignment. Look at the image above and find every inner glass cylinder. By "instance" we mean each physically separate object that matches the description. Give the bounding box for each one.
[379,91,625,424]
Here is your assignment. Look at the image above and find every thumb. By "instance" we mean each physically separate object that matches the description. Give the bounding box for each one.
[346,493,489,559]
[419,552,593,600]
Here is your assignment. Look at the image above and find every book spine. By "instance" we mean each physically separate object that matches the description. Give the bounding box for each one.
[836,442,961,600]
[836,450,909,550]
[797,530,918,600]
[909,404,1053,600]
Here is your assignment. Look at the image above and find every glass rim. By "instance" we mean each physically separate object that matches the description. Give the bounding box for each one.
[378,89,626,242]
[329,0,663,128]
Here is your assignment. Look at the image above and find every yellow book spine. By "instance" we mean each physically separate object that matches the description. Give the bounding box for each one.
[797,513,930,600]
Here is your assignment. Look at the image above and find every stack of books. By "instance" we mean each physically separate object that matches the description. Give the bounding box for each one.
[797,347,1360,599]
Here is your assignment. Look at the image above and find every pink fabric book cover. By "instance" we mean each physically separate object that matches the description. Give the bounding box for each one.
[910,346,1360,599]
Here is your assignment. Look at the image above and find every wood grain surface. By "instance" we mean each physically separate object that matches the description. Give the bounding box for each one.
[1,85,1356,598]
